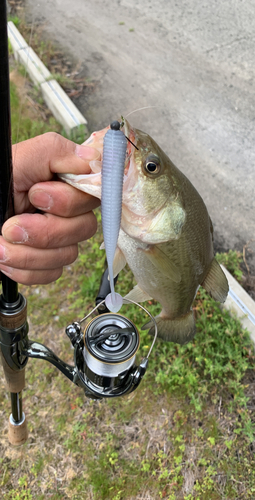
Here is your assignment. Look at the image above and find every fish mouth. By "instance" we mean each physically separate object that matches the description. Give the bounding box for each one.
[121,118,137,178]
[58,118,137,198]
[121,117,137,149]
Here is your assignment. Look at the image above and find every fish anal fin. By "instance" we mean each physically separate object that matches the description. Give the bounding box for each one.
[124,285,153,303]
[144,246,181,283]
[141,310,195,345]
[201,257,229,303]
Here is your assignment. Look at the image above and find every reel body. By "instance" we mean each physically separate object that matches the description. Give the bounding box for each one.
[71,312,148,399]
[83,314,139,390]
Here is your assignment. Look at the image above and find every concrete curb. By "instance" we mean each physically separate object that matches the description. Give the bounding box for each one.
[7,23,255,344]
[8,21,88,137]
[221,266,255,344]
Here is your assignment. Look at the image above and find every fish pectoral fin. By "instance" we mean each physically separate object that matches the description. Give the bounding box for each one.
[112,247,127,278]
[141,310,195,345]
[124,285,153,303]
[201,257,229,303]
[143,246,181,283]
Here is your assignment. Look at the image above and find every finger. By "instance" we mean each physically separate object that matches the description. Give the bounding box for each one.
[28,181,100,217]
[2,212,97,249]
[0,237,78,270]
[13,133,100,208]
[0,265,64,286]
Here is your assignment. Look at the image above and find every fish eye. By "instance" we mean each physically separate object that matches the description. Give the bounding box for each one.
[143,155,161,176]
[146,162,158,173]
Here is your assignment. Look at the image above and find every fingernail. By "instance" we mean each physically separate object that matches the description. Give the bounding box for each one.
[29,190,53,211]
[75,145,100,161]
[3,224,28,243]
[0,265,13,277]
[0,244,7,262]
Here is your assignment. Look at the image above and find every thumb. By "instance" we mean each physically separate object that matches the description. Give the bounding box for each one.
[13,132,100,191]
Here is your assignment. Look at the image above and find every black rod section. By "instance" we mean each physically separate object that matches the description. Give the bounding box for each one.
[0,0,18,303]
[10,392,23,422]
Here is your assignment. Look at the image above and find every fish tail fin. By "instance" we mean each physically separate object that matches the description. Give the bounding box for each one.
[201,257,229,303]
[141,310,196,345]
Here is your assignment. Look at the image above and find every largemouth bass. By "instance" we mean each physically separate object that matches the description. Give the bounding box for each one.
[59,119,229,344]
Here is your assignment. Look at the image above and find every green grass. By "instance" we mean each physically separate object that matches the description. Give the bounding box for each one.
[1,48,255,499]
[10,78,62,143]
[216,250,243,283]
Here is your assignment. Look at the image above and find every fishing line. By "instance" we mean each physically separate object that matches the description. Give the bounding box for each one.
[125,135,138,150]
[125,105,157,118]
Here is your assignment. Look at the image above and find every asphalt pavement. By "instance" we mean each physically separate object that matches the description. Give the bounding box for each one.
[25,0,255,270]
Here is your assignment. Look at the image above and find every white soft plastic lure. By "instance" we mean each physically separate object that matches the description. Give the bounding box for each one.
[101,120,127,312]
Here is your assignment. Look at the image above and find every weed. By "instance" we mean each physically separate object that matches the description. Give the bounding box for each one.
[10,79,62,142]
[8,15,20,27]
[5,475,33,500]
[216,249,243,282]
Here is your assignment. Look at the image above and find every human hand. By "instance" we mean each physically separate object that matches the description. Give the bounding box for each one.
[0,132,100,285]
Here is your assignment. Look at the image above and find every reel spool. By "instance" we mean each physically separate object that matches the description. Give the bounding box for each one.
[70,299,157,400]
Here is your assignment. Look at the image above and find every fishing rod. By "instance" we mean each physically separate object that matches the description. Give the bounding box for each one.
[0,1,157,445]
[0,0,28,445]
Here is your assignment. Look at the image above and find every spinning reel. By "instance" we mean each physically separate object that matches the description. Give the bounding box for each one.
[66,297,157,400]
[0,269,157,445]
[22,293,157,401]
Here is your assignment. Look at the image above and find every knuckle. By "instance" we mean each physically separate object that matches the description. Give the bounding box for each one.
[49,267,63,283]
[82,212,97,240]
[65,245,79,265]
[43,131,61,147]
[57,245,78,266]
[43,132,72,160]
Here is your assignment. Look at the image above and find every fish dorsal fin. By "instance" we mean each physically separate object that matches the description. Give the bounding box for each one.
[124,284,153,303]
[143,245,181,283]
[112,247,127,278]
[201,257,229,303]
